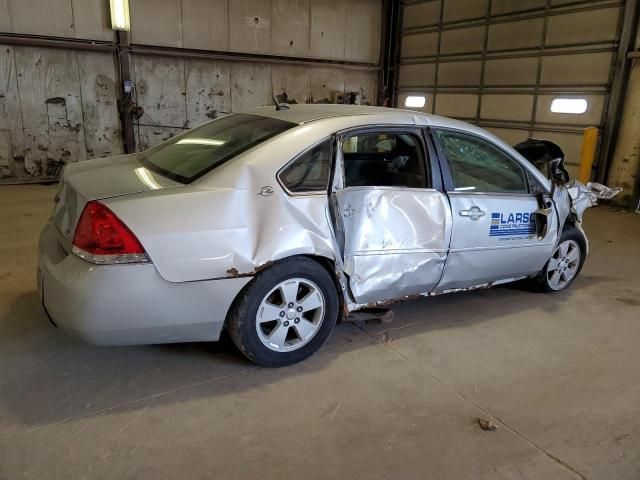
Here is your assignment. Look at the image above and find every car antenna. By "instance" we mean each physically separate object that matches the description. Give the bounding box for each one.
[272,94,290,111]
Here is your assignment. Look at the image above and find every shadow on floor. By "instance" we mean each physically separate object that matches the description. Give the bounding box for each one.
[0,273,615,434]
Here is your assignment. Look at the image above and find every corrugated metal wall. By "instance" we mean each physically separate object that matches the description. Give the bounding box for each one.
[396,0,624,178]
[0,0,382,183]
[128,0,381,149]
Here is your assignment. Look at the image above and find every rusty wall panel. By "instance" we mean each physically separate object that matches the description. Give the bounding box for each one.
[76,52,123,159]
[130,0,183,47]
[0,46,23,179]
[71,0,114,41]
[184,60,231,127]
[0,0,11,32]
[2,0,113,41]
[229,0,272,54]
[229,62,273,112]
[1,45,121,181]
[309,67,345,103]
[272,65,311,104]
[132,55,187,129]
[608,62,640,205]
[271,0,311,57]
[6,0,74,37]
[345,0,381,63]
[128,53,378,151]
[344,70,377,105]
[12,47,86,177]
[182,0,229,51]
[126,0,380,62]
[310,0,347,60]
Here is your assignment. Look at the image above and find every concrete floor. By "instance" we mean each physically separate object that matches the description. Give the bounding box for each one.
[1,184,639,480]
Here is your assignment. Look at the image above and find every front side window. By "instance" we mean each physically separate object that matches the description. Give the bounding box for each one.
[140,114,295,183]
[435,130,528,194]
[279,139,331,193]
[342,132,428,188]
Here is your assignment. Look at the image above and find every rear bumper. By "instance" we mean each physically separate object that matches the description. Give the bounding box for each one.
[37,222,251,346]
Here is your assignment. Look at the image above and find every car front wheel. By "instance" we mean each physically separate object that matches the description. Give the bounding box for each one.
[532,226,586,292]
[228,257,339,367]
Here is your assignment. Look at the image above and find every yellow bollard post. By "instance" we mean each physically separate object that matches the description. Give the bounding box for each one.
[578,127,598,183]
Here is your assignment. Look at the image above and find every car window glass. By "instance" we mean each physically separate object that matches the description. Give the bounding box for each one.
[342,132,428,188]
[526,171,547,194]
[436,130,528,193]
[279,139,331,193]
[139,114,295,184]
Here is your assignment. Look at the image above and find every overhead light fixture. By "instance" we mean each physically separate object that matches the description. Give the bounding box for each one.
[550,98,588,114]
[405,95,426,108]
[176,138,226,146]
[110,0,131,31]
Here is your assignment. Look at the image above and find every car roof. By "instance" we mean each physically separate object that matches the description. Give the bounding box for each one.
[246,104,441,125]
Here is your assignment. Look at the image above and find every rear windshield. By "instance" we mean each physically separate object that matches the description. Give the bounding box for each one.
[139,113,296,183]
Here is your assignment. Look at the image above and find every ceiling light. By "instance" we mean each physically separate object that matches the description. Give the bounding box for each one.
[550,98,588,114]
[109,0,130,31]
[405,95,426,108]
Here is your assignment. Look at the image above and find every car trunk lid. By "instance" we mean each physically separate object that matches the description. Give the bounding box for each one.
[52,154,181,240]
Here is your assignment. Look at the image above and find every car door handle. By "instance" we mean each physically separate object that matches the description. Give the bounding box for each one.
[459,206,486,220]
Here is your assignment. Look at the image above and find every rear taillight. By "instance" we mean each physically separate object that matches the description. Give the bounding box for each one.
[72,201,148,264]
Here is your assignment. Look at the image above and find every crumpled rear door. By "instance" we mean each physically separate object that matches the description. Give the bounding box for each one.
[334,187,451,304]
[329,127,452,306]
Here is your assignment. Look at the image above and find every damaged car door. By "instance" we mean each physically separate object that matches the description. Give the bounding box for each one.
[432,128,558,290]
[330,127,452,305]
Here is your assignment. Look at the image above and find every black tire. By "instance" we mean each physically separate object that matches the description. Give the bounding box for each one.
[528,225,587,293]
[227,257,339,367]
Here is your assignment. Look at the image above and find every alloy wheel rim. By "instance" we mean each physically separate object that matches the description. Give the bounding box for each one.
[547,239,581,290]
[256,278,325,352]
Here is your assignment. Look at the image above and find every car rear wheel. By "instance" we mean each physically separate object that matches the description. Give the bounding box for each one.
[530,226,586,292]
[227,257,339,367]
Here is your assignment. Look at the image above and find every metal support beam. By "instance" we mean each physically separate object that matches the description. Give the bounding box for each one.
[597,0,640,183]
[0,33,115,52]
[128,44,379,71]
[116,31,136,154]
[377,0,401,106]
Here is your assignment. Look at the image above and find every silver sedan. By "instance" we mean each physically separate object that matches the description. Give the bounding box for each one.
[38,105,600,366]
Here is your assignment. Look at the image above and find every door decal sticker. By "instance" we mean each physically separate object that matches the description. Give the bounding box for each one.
[490,212,536,237]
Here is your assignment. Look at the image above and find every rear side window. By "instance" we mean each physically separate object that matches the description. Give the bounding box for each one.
[140,114,295,183]
[279,139,332,193]
[342,132,428,188]
[436,130,528,194]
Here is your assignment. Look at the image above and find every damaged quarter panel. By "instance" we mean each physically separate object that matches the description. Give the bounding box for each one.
[102,123,347,283]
